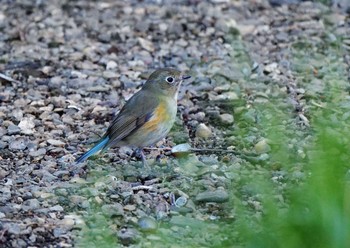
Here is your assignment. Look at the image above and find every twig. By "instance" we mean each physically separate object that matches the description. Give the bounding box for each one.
[0,72,21,84]
[132,185,154,191]
[190,148,239,154]
[144,147,240,155]
[144,178,160,186]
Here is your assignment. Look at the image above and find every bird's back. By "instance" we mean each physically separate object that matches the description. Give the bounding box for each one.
[103,89,177,149]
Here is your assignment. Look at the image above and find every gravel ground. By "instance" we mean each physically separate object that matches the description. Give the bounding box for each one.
[0,0,349,247]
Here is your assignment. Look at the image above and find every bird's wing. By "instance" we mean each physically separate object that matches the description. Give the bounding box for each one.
[103,90,159,148]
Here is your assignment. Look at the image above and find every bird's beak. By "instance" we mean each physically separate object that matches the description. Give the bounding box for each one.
[175,74,191,87]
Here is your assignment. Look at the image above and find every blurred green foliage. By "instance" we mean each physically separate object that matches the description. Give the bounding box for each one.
[224,31,350,247]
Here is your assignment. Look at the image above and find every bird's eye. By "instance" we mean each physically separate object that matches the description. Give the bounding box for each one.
[166,76,174,83]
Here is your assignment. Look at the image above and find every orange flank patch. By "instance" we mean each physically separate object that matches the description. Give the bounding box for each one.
[142,101,170,132]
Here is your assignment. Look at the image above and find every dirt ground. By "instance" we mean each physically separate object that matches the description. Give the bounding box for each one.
[0,0,349,247]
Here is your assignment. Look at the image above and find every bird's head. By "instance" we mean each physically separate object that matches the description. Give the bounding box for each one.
[142,68,191,98]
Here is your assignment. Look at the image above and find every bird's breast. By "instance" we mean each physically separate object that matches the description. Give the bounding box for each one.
[142,99,177,132]
[126,98,177,147]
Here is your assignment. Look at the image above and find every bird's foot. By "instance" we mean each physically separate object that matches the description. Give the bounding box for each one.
[134,148,151,169]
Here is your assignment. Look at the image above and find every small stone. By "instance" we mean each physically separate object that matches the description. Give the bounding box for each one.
[9,137,29,150]
[86,85,110,92]
[175,196,187,207]
[59,218,75,228]
[53,228,67,238]
[0,205,13,215]
[22,199,40,211]
[264,62,278,74]
[269,0,302,6]
[195,123,212,139]
[195,190,229,203]
[123,204,136,211]
[103,71,119,79]
[214,92,239,101]
[193,112,206,121]
[7,124,20,135]
[138,216,158,232]
[138,37,155,52]
[106,60,118,70]
[34,192,54,199]
[49,205,64,212]
[101,203,124,217]
[29,148,46,157]
[220,91,239,100]
[70,71,87,79]
[159,23,168,32]
[4,223,21,235]
[135,20,150,33]
[11,109,23,121]
[63,214,85,226]
[18,117,35,134]
[171,143,192,156]
[236,24,256,36]
[47,139,65,147]
[0,169,9,179]
[254,139,271,154]
[0,141,7,149]
[117,227,140,246]
[214,85,230,92]
[98,33,111,43]
[0,127,6,136]
[219,113,234,125]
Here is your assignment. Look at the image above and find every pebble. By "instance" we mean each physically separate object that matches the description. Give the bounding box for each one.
[254,139,271,154]
[102,71,119,79]
[47,139,65,147]
[59,218,75,228]
[195,123,212,139]
[29,148,47,157]
[4,223,21,235]
[171,143,192,156]
[18,117,35,134]
[101,203,124,217]
[0,168,8,179]
[7,124,21,135]
[117,227,140,246]
[0,140,8,149]
[9,137,29,150]
[195,189,229,203]
[219,113,234,125]
[49,205,64,212]
[264,62,278,74]
[0,127,6,136]
[53,228,67,238]
[175,196,188,207]
[193,111,206,121]
[124,204,136,211]
[269,0,302,6]
[138,37,155,52]
[212,92,239,101]
[138,216,158,232]
[106,60,118,70]
[22,199,41,211]
[34,192,54,199]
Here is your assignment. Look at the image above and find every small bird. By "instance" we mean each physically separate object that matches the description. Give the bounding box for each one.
[75,68,191,164]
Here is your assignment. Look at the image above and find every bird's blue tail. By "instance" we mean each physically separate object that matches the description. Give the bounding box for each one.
[75,137,109,163]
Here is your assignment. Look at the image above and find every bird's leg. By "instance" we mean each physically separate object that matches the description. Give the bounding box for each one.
[135,148,149,168]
